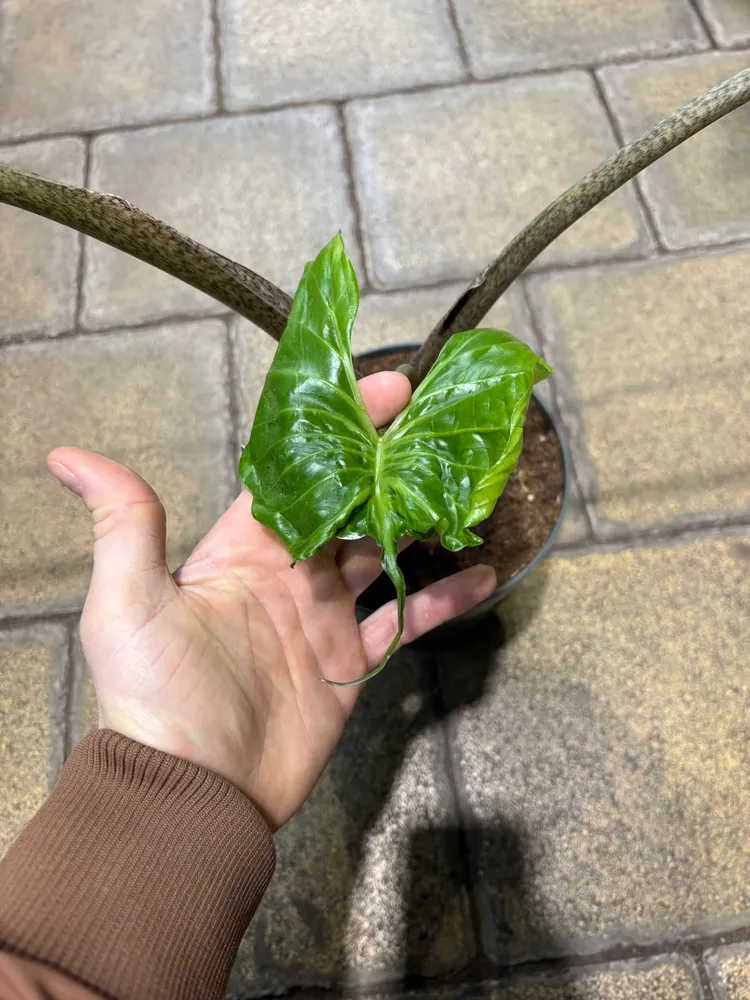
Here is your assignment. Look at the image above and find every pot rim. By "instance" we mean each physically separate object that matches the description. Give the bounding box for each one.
[354,341,571,609]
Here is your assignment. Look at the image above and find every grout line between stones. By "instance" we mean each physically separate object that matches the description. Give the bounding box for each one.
[224,315,244,462]
[589,69,666,252]
[216,315,241,506]
[209,0,226,111]
[6,516,743,632]
[695,952,719,1000]
[428,657,489,977]
[73,136,92,331]
[4,231,750,351]
[0,309,236,350]
[336,104,372,291]
[687,0,720,48]
[0,46,736,150]
[555,514,750,558]
[241,925,750,999]
[520,277,598,539]
[61,620,78,760]
[443,0,474,79]
[48,621,75,786]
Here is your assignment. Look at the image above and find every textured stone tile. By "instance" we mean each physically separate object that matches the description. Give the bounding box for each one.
[228,651,473,995]
[0,138,84,338]
[696,0,750,45]
[0,320,232,612]
[453,0,705,77]
[600,52,750,250]
[0,625,67,859]
[0,0,214,139]
[347,76,649,290]
[441,538,750,962]
[706,944,750,999]
[530,249,750,529]
[218,0,464,109]
[84,110,360,329]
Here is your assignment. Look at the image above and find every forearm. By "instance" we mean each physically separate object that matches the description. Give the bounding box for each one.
[0,731,275,1000]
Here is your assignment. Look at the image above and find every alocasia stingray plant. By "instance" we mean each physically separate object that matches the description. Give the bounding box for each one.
[239,233,551,684]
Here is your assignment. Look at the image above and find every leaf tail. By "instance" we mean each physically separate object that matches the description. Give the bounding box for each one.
[321,537,405,688]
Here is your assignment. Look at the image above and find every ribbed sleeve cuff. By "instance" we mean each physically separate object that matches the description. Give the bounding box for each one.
[0,730,276,1000]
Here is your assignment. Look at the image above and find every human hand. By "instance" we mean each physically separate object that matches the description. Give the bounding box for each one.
[48,371,496,830]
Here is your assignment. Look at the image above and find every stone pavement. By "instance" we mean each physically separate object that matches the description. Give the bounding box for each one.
[1,1,749,997]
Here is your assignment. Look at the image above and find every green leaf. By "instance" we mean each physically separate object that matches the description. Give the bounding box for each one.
[239,234,552,686]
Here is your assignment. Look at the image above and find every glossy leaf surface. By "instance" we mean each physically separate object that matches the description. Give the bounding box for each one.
[240,235,552,684]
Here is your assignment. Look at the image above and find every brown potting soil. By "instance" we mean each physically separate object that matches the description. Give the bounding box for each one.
[356,347,565,609]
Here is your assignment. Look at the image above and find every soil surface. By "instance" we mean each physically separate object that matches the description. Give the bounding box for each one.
[356,347,565,609]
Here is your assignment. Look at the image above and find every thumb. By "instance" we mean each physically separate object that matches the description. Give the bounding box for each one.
[48,447,172,608]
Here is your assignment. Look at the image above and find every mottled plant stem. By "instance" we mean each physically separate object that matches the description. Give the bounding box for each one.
[0,161,292,339]
[407,66,750,385]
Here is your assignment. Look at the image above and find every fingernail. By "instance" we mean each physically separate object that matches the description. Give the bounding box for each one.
[475,564,497,592]
[49,461,83,497]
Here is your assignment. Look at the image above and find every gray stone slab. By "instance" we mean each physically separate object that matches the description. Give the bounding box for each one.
[452,0,707,77]
[0,320,233,612]
[695,0,750,45]
[441,539,750,962]
[599,51,750,250]
[0,0,215,139]
[346,75,650,290]
[218,0,465,108]
[84,110,361,329]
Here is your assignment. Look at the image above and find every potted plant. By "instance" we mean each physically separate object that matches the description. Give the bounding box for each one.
[1,68,748,683]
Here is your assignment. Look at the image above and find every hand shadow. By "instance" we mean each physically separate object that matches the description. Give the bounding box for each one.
[229,569,575,997]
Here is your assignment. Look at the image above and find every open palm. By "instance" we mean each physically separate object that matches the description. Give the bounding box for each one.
[48,371,496,830]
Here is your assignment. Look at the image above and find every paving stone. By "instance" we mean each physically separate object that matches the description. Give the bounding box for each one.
[0,138,84,338]
[441,538,750,962]
[346,76,649,290]
[0,0,214,139]
[0,320,233,612]
[530,248,750,529]
[218,0,464,109]
[600,52,750,250]
[84,110,361,329]
[452,0,706,77]
[696,0,750,46]
[227,650,473,995]
[0,625,67,859]
[706,944,750,999]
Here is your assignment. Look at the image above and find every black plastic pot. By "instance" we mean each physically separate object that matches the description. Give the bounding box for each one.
[353,342,571,639]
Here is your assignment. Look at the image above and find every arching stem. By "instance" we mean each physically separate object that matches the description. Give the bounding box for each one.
[407,67,750,385]
[0,162,292,339]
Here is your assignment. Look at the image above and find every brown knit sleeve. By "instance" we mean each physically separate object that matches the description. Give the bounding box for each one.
[0,731,276,1000]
